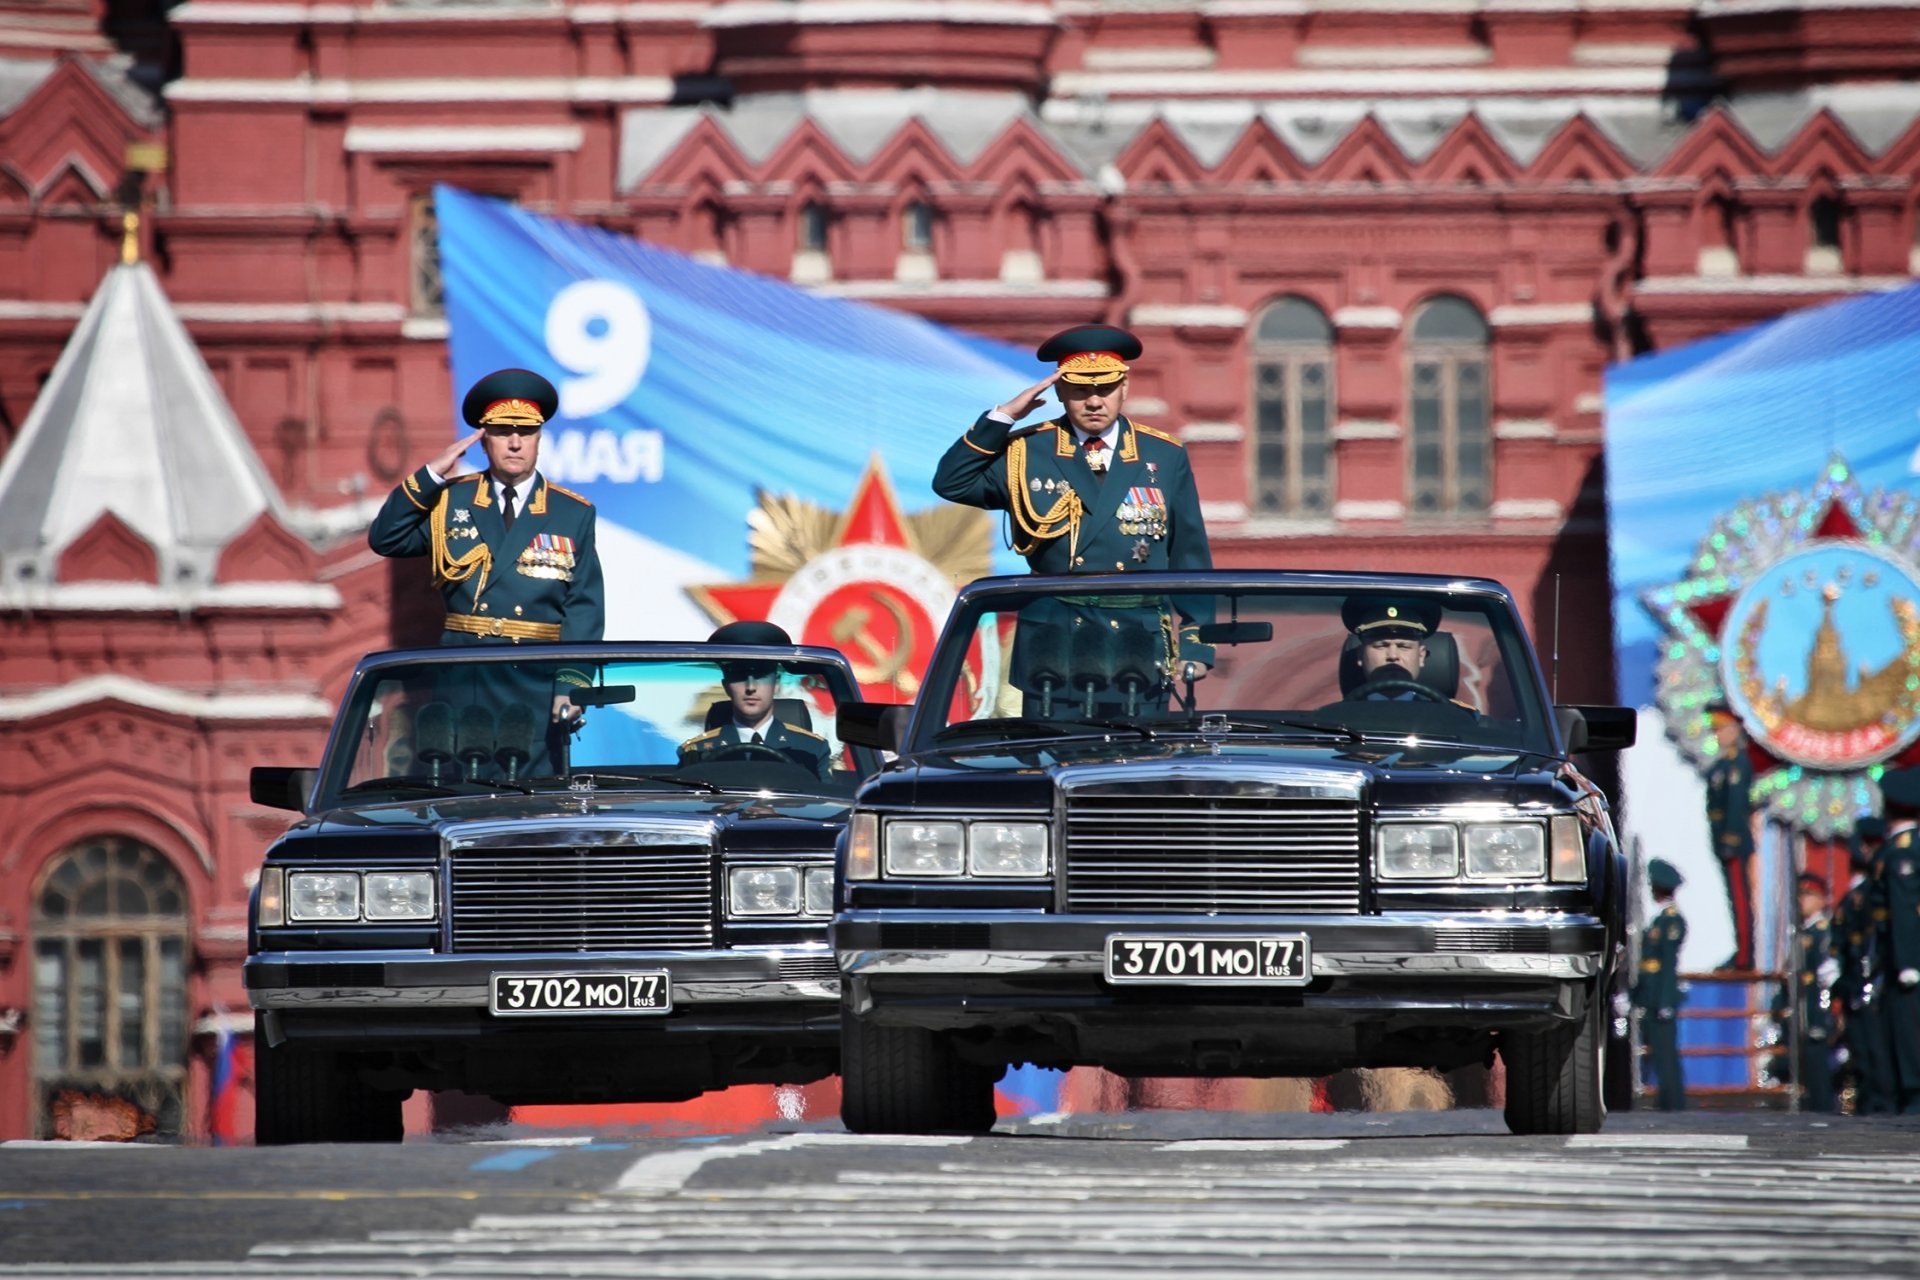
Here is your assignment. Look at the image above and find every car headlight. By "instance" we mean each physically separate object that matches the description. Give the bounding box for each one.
[803,866,834,917]
[1463,823,1546,881]
[287,871,362,922]
[729,866,802,916]
[885,821,965,877]
[363,871,436,921]
[968,822,1049,877]
[1376,824,1458,880]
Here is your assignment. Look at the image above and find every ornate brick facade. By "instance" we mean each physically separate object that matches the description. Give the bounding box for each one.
[1,0,1914,1138]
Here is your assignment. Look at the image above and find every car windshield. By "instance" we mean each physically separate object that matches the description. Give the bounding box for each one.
[321,652,875,803]
[916,583,1555,755]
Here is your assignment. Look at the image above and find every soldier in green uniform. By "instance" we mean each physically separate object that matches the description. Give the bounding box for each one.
[1632,857,1688,1111]
[1875,768,1920,1113]
[1704,705,1756,970]
[678,621,834,782]
[1336,597,1473,713]
[1834,816,1895,1113]
[1773,872,1837,1111]
[933,326,1213,711]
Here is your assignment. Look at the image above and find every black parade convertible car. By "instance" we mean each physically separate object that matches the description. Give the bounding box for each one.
[245,641,878,1143]
[833,571,1636,1136]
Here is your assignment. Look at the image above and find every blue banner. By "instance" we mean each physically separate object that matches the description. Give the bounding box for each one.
[435,186,1046,639]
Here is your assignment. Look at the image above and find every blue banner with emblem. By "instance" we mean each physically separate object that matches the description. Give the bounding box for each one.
[433,186,1045,642]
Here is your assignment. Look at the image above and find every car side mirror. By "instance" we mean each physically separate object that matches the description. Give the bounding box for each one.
[250,766,316,812]
[1555,705,1637,753]
[839,702,911,753]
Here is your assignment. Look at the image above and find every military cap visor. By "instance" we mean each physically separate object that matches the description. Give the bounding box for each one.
[462,369,560,430]
[1881,766,1920,815]
[1341,596,1442,641]
[1037,324,1143,386]
[1647,858,1684,892]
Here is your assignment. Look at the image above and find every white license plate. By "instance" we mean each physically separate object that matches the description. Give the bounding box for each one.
[1103,935,1310,986]
[490,971,672,1016]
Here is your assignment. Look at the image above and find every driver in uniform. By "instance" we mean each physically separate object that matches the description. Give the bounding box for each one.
[678,621,833,781]
[1340,597,1460,704]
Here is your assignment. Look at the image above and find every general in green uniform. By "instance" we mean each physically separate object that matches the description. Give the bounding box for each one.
[1704,706,1757,971]
[1632,857,1688,1111]
[933,326,1213,710]
[1833,816,1895,1114]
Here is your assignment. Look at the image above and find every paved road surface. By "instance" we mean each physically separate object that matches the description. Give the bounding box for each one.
[4,1110,1919,1278]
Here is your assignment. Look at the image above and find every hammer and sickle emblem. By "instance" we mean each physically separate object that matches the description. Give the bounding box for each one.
[829,589,920,696]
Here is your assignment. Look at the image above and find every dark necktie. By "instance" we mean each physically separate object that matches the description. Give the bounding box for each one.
[500,484,516,530]
[751,731,763,745]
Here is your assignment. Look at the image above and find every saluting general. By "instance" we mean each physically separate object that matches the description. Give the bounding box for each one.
[934,324,1212,578]
[369,368,605,726]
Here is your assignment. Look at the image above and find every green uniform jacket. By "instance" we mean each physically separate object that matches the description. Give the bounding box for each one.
[1774,914,1835,1042]
[678,720,833,783]
[1879,829,1920,979]
[1705,750,1754,862]
[934,413,1213,578]
[1632,904,1687,1015]
[369,465,605,645]
[1833,877,1880,1010]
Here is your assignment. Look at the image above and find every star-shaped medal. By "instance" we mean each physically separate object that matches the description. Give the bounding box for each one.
[454,508,472,523]
[1132,538,1152,563]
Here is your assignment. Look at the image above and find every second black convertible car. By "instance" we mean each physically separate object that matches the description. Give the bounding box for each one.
[834,572,1636,1136]
[246,641,879,1143]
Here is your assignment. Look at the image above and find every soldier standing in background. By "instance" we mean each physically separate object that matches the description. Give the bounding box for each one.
[1875,769,1920,1114]
[1704,705,1756,970]
[1775,872,1837,1112]
[1633,858,1689,1111]
[1833,816,1894,1114]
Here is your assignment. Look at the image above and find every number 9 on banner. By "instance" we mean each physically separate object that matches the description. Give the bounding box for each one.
[545,279,651,419]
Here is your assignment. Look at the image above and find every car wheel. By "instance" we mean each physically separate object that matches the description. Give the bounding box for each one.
[839,1010,997,1136]
[1500,987,1607,1136]
[254,1031,405,1145]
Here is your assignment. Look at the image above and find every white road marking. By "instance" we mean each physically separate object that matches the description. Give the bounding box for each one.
[614,1132,971,1194]
[1157,1139,1349,1151]
[1566,1133,1749,1150]
[467,1135,596,1147]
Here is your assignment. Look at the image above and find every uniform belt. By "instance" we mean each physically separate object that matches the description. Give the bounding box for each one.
[444,613,561,642]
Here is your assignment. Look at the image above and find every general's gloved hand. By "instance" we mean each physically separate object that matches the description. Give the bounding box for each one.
[1900,968,1919,989]
[1817,957,1841,989]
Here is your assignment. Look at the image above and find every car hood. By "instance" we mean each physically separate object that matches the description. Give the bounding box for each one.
[866,739,1573,810]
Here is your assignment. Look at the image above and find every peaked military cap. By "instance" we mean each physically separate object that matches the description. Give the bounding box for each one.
[1341,596,1442,642]
[462,368,559,430]
[1647,857,1684,892]
[1855,815,1887,843]
[710,619,791,679]
[1880,766,1920,816]
[1036,324,1143,386]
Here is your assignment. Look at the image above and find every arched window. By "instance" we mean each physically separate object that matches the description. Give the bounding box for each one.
[797,201,828,253]
[902,201,933,252]
[793,200,832,284]
[1807,194,1843,275]
[32,838,190,1138]
[1407,296,1490,517]
[1250,297,1334,515]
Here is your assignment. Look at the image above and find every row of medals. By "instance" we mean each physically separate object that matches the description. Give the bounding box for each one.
[517,548,574,581]
[1119,502,1167,539]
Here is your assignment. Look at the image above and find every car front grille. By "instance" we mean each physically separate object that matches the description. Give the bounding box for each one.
[1064,791,1363,914]
[1433,926,1551,953]
[449,846,715,953]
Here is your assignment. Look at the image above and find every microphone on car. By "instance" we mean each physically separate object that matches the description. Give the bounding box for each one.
[1070,621,1109,719]
[1109,622,1158,718]
[495,703,535,782]
[456,704,495,783]
[1023,622,1067,720]
[414,702,453,786]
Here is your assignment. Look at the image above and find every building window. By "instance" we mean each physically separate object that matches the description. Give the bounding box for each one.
[408,193,443,318]
[1806,195,1843,275]
[798,201,828,253]
[32,838,190,1139]
[896,199,937,284]
[1250,297,1334,516]
[1407,295,1490,517]
[793,201,832,284]
[1697,194,1740,278]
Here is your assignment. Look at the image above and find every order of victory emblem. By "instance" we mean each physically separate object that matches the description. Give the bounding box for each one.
[687,456,993,707]
[1642,457,1920,837]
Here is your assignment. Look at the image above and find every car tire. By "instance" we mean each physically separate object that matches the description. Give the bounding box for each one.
[839,1011,997,1136]
[1500,987,1607,1136]
[254,1031,405,1145]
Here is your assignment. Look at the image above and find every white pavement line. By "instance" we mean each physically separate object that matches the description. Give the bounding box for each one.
[1566,1134,1749,1150]
[613,1132,972,1194]
[0,1140,172,1150]
[1158,1139,1349,1152]
[468,1135,596,1147]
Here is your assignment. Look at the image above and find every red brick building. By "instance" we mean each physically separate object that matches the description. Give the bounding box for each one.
[1,0,1915,1139]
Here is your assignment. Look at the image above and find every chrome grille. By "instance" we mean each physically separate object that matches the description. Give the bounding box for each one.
[1434,926,1549,953]
[775,954,841,983]
[1065,792,1362,914]
[449,846,715,953]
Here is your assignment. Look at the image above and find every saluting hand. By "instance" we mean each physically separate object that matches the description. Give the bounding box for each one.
[427,430,483,481]
[995,371,1062,422]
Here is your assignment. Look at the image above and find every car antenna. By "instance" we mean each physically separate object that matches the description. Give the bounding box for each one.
[1551,574,1561,704]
